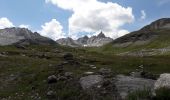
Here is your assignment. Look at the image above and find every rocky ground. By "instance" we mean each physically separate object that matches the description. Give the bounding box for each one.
[0,45,170,100]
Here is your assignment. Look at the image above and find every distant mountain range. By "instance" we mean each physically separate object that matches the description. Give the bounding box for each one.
[0,27,56,46]
[0,18,170,50]
[56,31,113,47]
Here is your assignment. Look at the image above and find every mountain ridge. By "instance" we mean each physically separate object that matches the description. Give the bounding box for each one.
[0,27,56,46]
[56,31,113,47]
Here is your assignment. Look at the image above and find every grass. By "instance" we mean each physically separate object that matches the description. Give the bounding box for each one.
[0,45,170,99]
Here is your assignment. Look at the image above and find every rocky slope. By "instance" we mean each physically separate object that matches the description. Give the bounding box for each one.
[94,18,170,56]
[56,32,113,47]
[0,27,56,45]
[112,18,170,47]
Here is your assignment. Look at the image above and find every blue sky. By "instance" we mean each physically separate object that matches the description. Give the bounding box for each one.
[0,0,170,40]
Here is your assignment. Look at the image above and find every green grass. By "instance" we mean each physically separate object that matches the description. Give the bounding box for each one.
[1,45,170,99]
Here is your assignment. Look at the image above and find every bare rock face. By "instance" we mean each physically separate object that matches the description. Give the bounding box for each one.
[56,37,80,47]
[0,27,56,45]
[112,18,170,47]
[80,75,104,90]
[56,31,113,47]
[86,32,113,47]
[154,73,170,90]
[115,75,155,99]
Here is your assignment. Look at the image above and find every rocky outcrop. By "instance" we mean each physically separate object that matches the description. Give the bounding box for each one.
[112,18,170,47]
[56,31,113,47]
[154,73,170,90]
[0,27,56,45]
[80,75,104,90]
[86,32,113,47]
[115,75,155,99]
[56,37,80,47]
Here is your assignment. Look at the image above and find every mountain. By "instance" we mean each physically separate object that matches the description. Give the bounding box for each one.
[93,18,170,56]
[56,31,113,47]
[112,18,170,47]
[0,27,56,46]
[56,37,80,47]
[86,32,113,47]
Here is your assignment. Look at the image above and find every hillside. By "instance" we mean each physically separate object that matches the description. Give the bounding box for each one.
[88,18,170,56]
[0,27,56,45]
[1,45,170,100]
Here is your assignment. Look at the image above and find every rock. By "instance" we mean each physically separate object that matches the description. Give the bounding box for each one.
[99,68,111,75]
[15,44,27,49]
[80,75,104,90]
[84,72,94,75]
[141,71,158,80]
[154,73,170,90]
[130,71,142,78]
[64,72,73,78]
[47,91,56,98]
[58,76,67,81]
[47,75,57,84]
[0,27,56,46]
[63,53,73,60]
[115,75,155,99]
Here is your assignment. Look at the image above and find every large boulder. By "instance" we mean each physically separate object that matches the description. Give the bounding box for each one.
[115,75,155,99]
[47,75,57,84]
[80,75,104,90]
[154,73,170,90]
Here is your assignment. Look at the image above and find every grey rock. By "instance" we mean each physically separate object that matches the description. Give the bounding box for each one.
[47,91,56,98]
[84,71,94,75]
[47,75,57,84]
[99,68,111,75]
[115,75,155,99]
[154,73,170,90]
[80,75,104,90]
[0,27,56,45]
[56,37,80,47]
[64,72,73,78]
[56,31,113,47]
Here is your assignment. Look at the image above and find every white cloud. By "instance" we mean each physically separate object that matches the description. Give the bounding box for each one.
[46,0,134,39]
[19,24,30,29]
[0,17,14,29]
[39,19,65,40]
[140,10,146,20]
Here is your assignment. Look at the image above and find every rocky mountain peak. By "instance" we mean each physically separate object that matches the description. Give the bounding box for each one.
[97,31,106,38]
[56,31,113,47]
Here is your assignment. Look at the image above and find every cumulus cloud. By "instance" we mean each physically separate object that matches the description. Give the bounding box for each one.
[39,19,65,40]
[0,17,14,29]
[46,0,134,39]
[19,24,30,28]
[140,10,146,20]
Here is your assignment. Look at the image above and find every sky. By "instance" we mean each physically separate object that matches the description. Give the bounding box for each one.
[0,0,170,40]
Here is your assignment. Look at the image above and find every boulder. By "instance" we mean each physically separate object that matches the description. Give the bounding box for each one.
[64,72,73,78]
[154,73,170,90]
[80,75,104,90]
[84,71,94,75]
[115,75,155,99]
[47,75,57,84]
[99,68,111,75]
[47,91,56,98]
